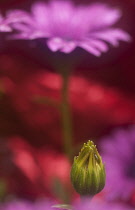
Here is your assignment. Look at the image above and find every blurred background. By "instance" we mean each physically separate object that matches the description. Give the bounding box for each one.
[0,0,135,208]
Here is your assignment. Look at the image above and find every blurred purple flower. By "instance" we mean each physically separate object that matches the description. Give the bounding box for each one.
[100,126,135,200]
[1,199,133,210]
[2,200,33,210]
[1,200,54,210]
[75,198,133,210]
[7,1,130,56]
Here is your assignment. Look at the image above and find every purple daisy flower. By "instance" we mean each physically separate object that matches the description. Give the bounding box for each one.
[100,126,135,200]
[7,0,131,56]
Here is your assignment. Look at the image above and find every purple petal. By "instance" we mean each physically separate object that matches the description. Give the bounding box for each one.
[11,23,31,32]
[47,37,64,52]
[86,39,109,52]
[6,10,32,24]
[0,14,12,32]
[47,1,75,37]
[47,38,77,53]
[79,42,101,56]
[91,28,131,46]
[31,2,49,26]
[0,25,12,32]
[49,0,74,21]
[60,41,77,53]
[86,4,122,30]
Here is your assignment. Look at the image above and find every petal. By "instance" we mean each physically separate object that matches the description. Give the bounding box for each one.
[49,0,74,19]
[47,37,76,53]
[47,37,64,52]
[31,2,49,26]
[11,23,31,32]
[0,24,12,32]
[86,39,109,52]
[45,1,75,39]
[79,42,101,56]
[87,4,122,30]
[6,10,32,24]
[60,41,77,53]
[0,14,12,32]
[90,28,131,46]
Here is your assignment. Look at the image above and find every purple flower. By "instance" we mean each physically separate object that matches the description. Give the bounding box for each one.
[1,200,54,210]
[7,1,131,56]
[100,126,135,200]
[1,199,133,210]
[74,198,133,210]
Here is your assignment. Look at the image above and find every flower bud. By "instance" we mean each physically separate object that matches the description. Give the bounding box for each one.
[70,140,105,196]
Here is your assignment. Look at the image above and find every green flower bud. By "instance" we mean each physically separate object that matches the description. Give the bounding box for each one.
[70,140,105,196]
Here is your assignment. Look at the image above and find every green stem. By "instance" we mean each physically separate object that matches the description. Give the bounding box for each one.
[61,71,73,161]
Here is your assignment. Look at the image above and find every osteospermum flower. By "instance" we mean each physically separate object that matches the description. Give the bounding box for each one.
[7,0,131,56]
[100,126,135,200]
